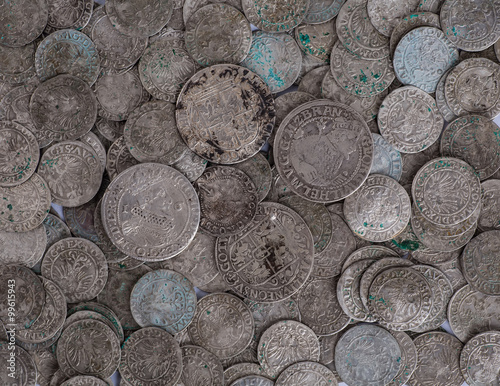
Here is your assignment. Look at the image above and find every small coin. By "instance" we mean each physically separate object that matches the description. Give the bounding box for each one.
[188,293,254,360]
[0,343,37,385]
[64,200,99,243]
[241,31,302,93]
[180,345,224,386]
[0,0,48,47]
[224,363,267,386]
[390,12,441,57]
[230,375,274,386]
[105,136,140,181]
[172,149,208,183]
[370,133,403,180]
[258,320,320,379]
[407,331,465,386]
[342,245,399,272]
[367,0,420,37]
[478,179,500,232]
[241,0,310,32]
[0,42,36,84]
[460,331,500,386]
[295,20,337,63]
[388,331,418,386]
[335,324,401,386]
[176,64,275,164]
[304,0,343,23]
[41,237,108,303]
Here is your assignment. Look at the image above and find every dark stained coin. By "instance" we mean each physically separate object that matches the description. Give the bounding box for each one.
[0,342,37,385]
[233,153,272,203]
[64,200,99,243]
[171,148,208,183]
[297,66,330,98]
[367,0,420,37]
[0,43,36,84]
[0,0,48,47]
[180,345,224,386]
[241,0,310,32]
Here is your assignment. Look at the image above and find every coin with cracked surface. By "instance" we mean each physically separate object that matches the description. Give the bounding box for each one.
[0,342,37,385]
[275,99,373,202]
[120,327,183,385]
[224,363,267,386]
[0,0,47,47]
[460,331,500,386]
[390,12,441,57]
[393,27,459,93]
[242,0,310,32]
[105,136,140,181]
[335,324,401,386]
[30,74,97,141]
[176,64,275,164]
[407,331,465,386]
[185,3,251,66]
[188,293,254,359]
[124,100,186,165]
[0,42,36,84]
[370,133,403,180]
[478,179,500,232]
[367,0,420,37]
[258,320,320,379]
[35,30,100,85]
[180,345,224,386]
[295,20,337,63]
[0,225,45,268]
[216,202,314,302]
[241,31,302,93]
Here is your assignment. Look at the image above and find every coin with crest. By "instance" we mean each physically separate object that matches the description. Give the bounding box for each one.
[0,42,36,84]
[180,345,224,386]
[460,331,500,386]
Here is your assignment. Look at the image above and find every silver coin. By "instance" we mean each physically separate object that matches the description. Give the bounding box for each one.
[185,4,251,66]
[341,244,399,272]
[388,331,418,386]
[95,117,124,143]
[79,132,107,173]
[50,369,70,386]
[56,318,120,379]
[82,6,148,72]
[370,133,403,180]
[295,20,337,64]
[216,202,314,302]
[102,163,200,261]
[196,272,232,293]
[378,86,443,153]
[0,342,37,385]
[176,64,275,164]
[264,166,296,202]
[367,0,420,37]
[298,66,330,98]
[241,31,302,93]
[460,331,500,386]
[180,345,224,386]
[330,40,395,97]
[417,0,444,11]
[38,140,102,207]
[64,199,99,243]
[43,212,69,250]
[188,293,254,360]
[335,324,401,386]
[429,254,467,291]
[258,320,320,379]
[124,100,186,165]
[318,333,340,366]
[30,74,97,141]
[30,349,59,386]
[220,344,259,370]
[0,42,36,84]
[0,0,48,47]
[230,375,274,386]
[106,0,174,38]
[275,99,373,202]
[393,27,459,93]
[241,0,310,33]
[183,0,243,22]
[105,136,140,181]
[407,331,465,386]
[336,0,390,60]
[35,29,100,85]
[233,153,272,203]
[444,57,500,119]
[224,363,268,386]
[45,0,92,30]
[399,139,440,187]
[304,0,343,23]
[172,149,208,183]
[41,237,108,303]
[60,376,109,386]
[295,51,326,85]
[478,179,500,232]
[435,68,458,122]
[461,44,499,63]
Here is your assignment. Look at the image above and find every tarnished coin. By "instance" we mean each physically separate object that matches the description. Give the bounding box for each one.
[79,132,107,172]
[60,376,109,386]
[275,99,373,202]
[344,174,411,241]
[399,140,440,187]
[242,0,310,32]
[64,200,99,243]
[296,51,326,85]
[195,166,258,237]
[106,0,174,38]
[182,0,243,23]
[130,269,197,334]
[448,284,500,342]
[378,86,443,153]
[342,244,399,272]
[0,43,36,84]
[304,0,343,23]
[258,320,320,379]
[185,4,251,66]
[63,310,123,346]
[390,12,441,57]
[233,153,272,203]
[407,331,465,386]
[105,136,140,181]
[102,163,200,261]
[336,0,390,60]
[393,27,459,93]
[444,58,500,119]
[295,20,337,63]
[38,140,102,207]
[230,375,273,386]
[95,118,124,143]
[176,64,275,164]
[367,266,433,330]
[388,331,418,386]
[412,157,481,226]
[188,293,254,360]
[0,342,37,385]
[225,363,268,386]
[0,0,48,47]
[172,149,208,183]
[35,30,100,85]
[335,324,401,386]
[82,6,148,72]
[435,68,458,122]
[30,74,97,141]
[478,179,500,232]
[264,166,296,202]
[41,237,108,303]
[50,369,70,386]
[367,0,420,37]
[330,40,395,97]
[0,264,45,331]
[180,345,224,386]
[124,100,186,165]
[298,277,350,335]
[30,349,59,386]
[0,225,45,267]
[216,202,314,302]
[370,134,403,180]
[57,318,120,379]
[298,66,330,98]
[460,331,500,386]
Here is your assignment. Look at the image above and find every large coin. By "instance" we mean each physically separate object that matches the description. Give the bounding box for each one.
[0,343,37,385]
[30,74,97,141]
[460,331,500,386]
[0,43,36,84]
[102,163,200,261]
[258,320,320,378]
[241,0,310,32]
[120,327,183,385]
[216,202,314,302]
[275,99,373,202]
[0,0,48,47]
[176,64,275,164]
[105,136,140,180]
[335,324,401,386]
[393,27,459,93]
[0,225,46,267]
[366,0,420,37]
[180,345,224,386]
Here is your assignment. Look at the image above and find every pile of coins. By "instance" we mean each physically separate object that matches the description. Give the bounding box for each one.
[1,0,500,385]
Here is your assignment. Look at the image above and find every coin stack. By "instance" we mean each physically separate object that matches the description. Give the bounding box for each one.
[1,0,500,385]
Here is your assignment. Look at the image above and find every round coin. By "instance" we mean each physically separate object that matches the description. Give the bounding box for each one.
[0,342,37,385]
[0,43,36,84]
[370,134,403,180]
[297,66,330,98]
[478,179,500,232]
[224,363,268,386]
[180,345,224,386]
[233,153,272,203]
[46,0,92,30]
[105,136,140,181]
[230,375,274,386]
[241,0,310,32]
[342,244,399,272]
[304,0,343,23]
[172,149,208,183]
[460,331,500,386]
[388,330,418,386]
[64,200,99,243]
[295,20,337,63]
[0,0,48,47]
[60,376,109,386]
[367,0,420,37]
[435,68,458,122]
[0,225,46,267]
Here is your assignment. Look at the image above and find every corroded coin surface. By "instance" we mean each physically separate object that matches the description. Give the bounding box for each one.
[304,0,343,23]
[388,331,418,386]
[241,0,310,32]
[0,0,47,47]
[0,43,36,84]
[216,202,314,303]
[341,244,399,272]
[180,345,224,386]
[233,153,272,203]
[176,64,275,164]
[102,163,200,261]
[367,0,420,37]
[295,20,337,63]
